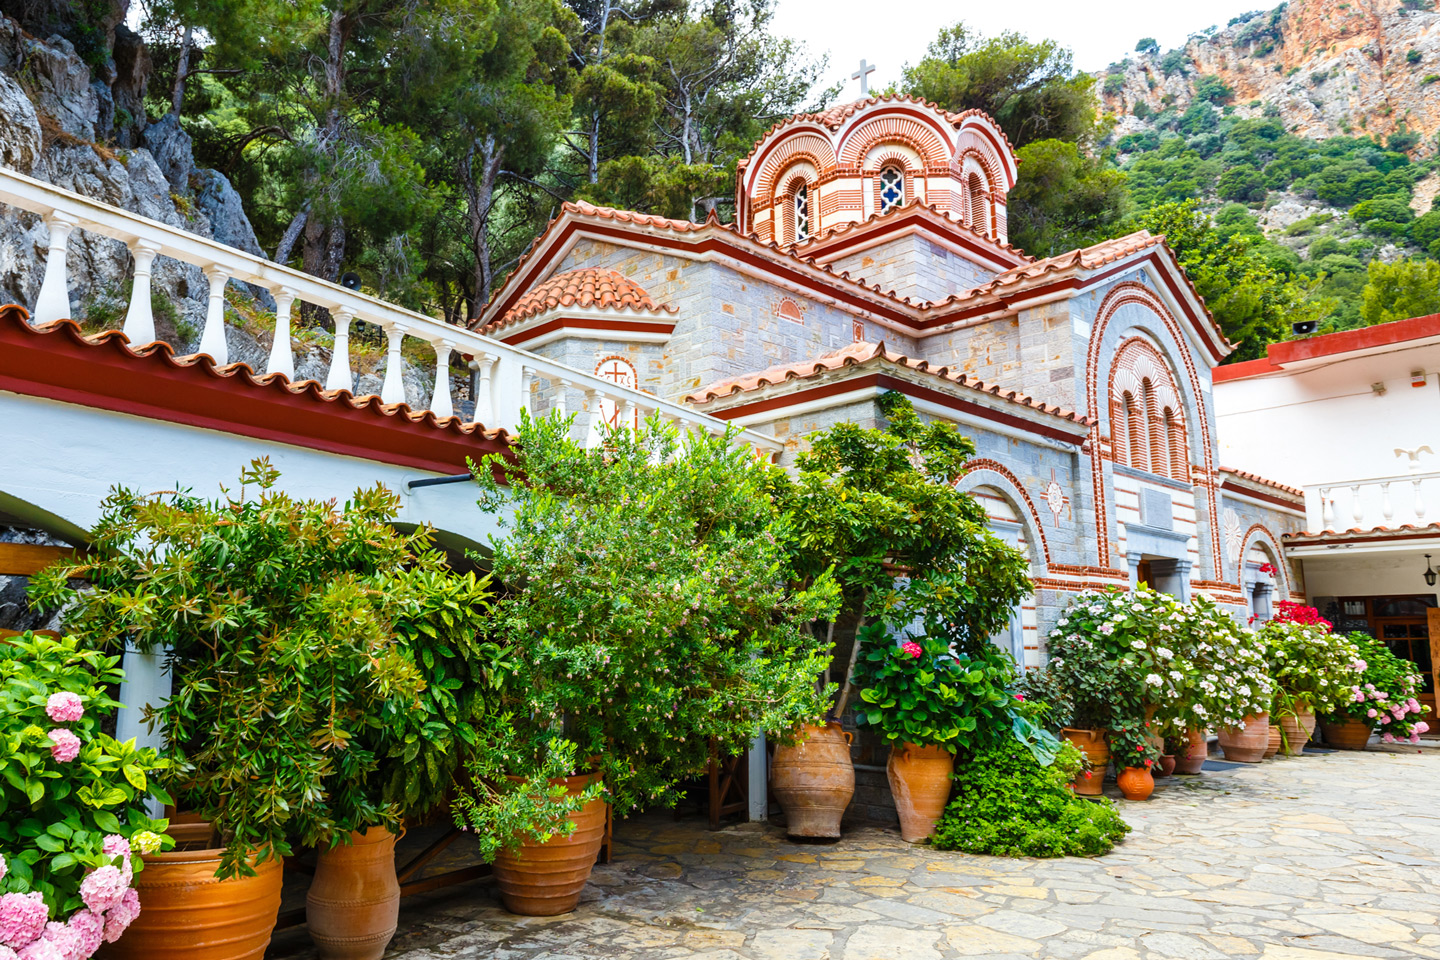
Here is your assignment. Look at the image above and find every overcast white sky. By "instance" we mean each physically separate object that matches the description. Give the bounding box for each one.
[771,0,1269,98]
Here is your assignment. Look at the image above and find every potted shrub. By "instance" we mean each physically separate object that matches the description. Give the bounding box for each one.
[0,634,170,959]
[1108,718,1162,801]
[463,413,838,905]
[773,394,1028,838]
[1179,596,1273,770]
[1260,603,1362,755]
[32,461,505,959]
[852,630,1017,842]
[1321,633,1431,749]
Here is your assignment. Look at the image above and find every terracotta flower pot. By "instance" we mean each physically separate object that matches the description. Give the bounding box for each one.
[1060,728,1109,797]
[886,743,955,843]
[99,822,282,960]
[1173,727,1206,775]
[1217,712,1269,763]
[1264,722,1282,759]
[1277,707,1317,756]
[1322,719,1372,750]
[1116,766,1155,801]
[770,722,854,839]
[306,827,401,960]
[1157,754,1177,777]
[493,773,607,916]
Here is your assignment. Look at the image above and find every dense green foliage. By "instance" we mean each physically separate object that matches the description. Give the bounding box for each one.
[30,460,510,877]
[0,635,170,917]
[1323,633,1431,741]
[471,412,840,814]
[931,739,1130,858]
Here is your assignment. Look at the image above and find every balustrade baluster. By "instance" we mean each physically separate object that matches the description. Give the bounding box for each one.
[1320,488,1333,529]
[1381,481,1394,525]
[122,239,161,345]
[1350,484,1363,527]
[325,308,354,393]
[622,399,637,432]
[1415,478,1427,522]
[380,322,408,405]
[520,365,533,414]
[33,212,77,325]
[198,265,230,364]
[555,378,570,418]
[266,287,297,380]
[469,355,495,426]
[430,339,454,419]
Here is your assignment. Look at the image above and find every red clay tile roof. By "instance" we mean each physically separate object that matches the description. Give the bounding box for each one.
[792,197,1033,267]
[1284,522,1440,541]
[480,266,675,335]
[0,307,510,476]
[684,341,1090,425]
[1218,466,1304,499]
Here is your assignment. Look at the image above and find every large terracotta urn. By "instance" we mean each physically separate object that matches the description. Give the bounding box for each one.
[1060,728,1109,796]
[1322,719,1372,750]
[306,827,401,960]
[1264,722,1282,759]
[1173,727,1207,775]
[886,743,955,843]
[1277,707,1317,756]
[493,773,607,916]
[1216,712,1269,763]
[1116,766,1155,801]
[99,821,282,960]
[770,722,855,839]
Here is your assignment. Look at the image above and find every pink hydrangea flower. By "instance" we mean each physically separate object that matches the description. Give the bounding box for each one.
[79,866,127,914]
[37,922,81,960]
[0,944,16,960]
[100,836,130,862]
[43,694,83,724]
[46,730,79,764]
[1417,721,1430,734]
[101,891,139,944]
[0,892,49,949]
[1367,708,1378,718]
[1381,733,1396,743]
[900,641,923,659]
[15,941,62,960]
[62,913,101,959]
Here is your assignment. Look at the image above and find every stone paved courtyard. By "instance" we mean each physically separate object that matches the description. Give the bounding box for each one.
[269,743,1440,960]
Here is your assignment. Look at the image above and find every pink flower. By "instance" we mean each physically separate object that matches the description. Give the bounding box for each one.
[1409,733,1422,744]
[43,694,83,724]
[1014,693,1026,701]
[0,892,49,949]
[0,945,16,960]
[62,913,101,958]
[101,890,139,944]
[15,940,61,960]
[1416,721,1430,734]
[37,923,81,960]
[1379,715,1391,725]
[100,836,130,863]
[79,866,127,914]
[1381,733,1396,743]
[1367,709,1378,718]
[900,641,923,659]
[46,730,79,764]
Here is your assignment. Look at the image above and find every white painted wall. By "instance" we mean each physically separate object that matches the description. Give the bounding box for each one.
[1300,550,1440,601]
[1213,343,1440,489]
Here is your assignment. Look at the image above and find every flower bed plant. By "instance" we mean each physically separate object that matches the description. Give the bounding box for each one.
[0,634,170,958]
[1259,603,1362,717]
[1326,632,1431,743]
[1179,595,1273,732]
[931,739,1130,857]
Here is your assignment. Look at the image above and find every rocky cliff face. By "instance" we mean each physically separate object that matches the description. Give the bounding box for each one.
[0,14,439,404]
[1099,0,1440,150]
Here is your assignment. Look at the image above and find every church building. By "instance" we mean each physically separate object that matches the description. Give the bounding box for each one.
[470,96,1307,663]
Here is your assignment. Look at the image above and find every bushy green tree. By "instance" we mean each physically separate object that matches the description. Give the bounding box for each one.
[1006,139,1129,256]
[1135,38,1159,55]
[1359,258,1440,326]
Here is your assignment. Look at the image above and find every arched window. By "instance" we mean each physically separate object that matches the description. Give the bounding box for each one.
[1124,393,1146,472]
[967,173,987,235]
[1111,339,1191,484]
[879,165,904,214]
[793,183,810,242]
[1165,410,1187,480]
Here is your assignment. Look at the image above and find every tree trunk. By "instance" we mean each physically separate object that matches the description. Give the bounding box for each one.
[300,5,349,316]
[832,588,870,720]
[462,135,505,317]
[170,24,193,117]
[274,205,308,265]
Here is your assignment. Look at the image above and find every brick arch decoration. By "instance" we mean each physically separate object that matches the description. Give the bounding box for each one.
[772,162,819,244]
[1109,335,1188,479]
[750,134,836,199]
[957,459,1052,575]
[1085,281,1221,574]
[1241,523,1292,598]
[861,144,925,174]
[953,114,1018,189]
[836,113,950,167]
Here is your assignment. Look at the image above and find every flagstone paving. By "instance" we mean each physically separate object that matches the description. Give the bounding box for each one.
[268,742,1440,960]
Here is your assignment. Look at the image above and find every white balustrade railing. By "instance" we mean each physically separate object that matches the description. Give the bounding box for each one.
[1304,469,1440,532]
[0,167,781,455]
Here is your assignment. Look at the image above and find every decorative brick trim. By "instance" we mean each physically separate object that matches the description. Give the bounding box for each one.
[959,458,1053,569]
[1240,523,1289,595]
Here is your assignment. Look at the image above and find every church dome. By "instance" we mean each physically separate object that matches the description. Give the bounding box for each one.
[734,95,1018,248]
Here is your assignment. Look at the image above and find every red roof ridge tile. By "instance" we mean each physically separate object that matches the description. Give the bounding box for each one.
[1218,465,1305,499]
[478,266,676,336]
[790,197,1034,268]
[684,340,1091,426]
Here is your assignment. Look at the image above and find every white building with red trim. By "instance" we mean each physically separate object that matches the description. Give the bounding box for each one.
[471,95,1306,664]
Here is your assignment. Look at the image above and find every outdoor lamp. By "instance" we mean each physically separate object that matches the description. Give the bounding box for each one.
[1425,554,1437,587]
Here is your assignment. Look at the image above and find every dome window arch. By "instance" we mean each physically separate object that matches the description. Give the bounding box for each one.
[793,183,811,242]
[878,165,904,214]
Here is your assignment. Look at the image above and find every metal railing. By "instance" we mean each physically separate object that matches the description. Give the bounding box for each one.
[0,167,781,453]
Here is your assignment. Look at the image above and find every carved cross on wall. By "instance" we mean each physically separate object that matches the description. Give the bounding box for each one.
[852,59,876,95]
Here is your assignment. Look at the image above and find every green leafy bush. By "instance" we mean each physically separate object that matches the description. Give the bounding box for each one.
[931,739,1130,858]
[1322,632,1430,740]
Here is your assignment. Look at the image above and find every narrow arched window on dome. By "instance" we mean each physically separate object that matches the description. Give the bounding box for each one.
[968,173,988,235]
[879,165,904,214]
[793,183,811,242]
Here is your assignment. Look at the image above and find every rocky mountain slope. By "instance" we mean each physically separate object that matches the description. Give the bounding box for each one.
[1100,0,1440,149]
[0,13,436,399]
